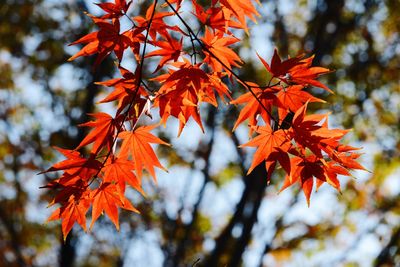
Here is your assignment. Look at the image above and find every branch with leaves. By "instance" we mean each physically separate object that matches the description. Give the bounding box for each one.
[41,0,366,239]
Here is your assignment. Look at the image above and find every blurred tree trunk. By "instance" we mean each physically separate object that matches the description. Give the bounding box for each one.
[203,164,267,267]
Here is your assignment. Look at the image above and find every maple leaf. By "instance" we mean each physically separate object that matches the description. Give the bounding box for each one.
[97,66,148,116]
[319,137,363,162]
[276,85,325,120]
[279,156,326,206]
[217,0,260,33]
[68,16,131,67]
[257,49,303,78]
[153,61,231,134]
[231,84,279,131]
[102,155,145,195]
[47,189,91,239]
[41,147,102,181]
[288,56,332,92]
[257,49,332,92]
[119,125,169,179]
[96,0,132,19]
[156,86,204,135]
[145,36,183,72]
[152,60,214,134]
[290,102,334,157]
[123,27,146,60]
[133,5,183,41]
[192,2,242,32]
[332,152,366,171]
[201,28,242,72]
[77,112,118,154]
[199,72,232,106]
[241,124,291,176]
[316,162,351,192]
[90,182,139,230]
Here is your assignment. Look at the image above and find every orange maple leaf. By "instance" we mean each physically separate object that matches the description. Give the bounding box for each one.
[97,66,148,116]
[133,4,183,41]
[145,36,183,72]
[288,56,332,92]
[90,182,139,230]
[192,2,242,33]
[217,0,260,33]
[201,28,242,72]
[240,124,291,176]
[102,155,145,195]
[153,60,230,134]
[47,190,91,239]
[276,85,325,120]
[77,113,118,154]
[119,125,169,179]
[41,147,102,181]
[231,84,278,131]
[316,162,351,192]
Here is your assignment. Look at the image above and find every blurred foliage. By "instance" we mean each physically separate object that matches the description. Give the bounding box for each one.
[0,0,399,267]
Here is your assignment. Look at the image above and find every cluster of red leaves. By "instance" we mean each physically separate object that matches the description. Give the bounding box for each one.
[43,0,365,239]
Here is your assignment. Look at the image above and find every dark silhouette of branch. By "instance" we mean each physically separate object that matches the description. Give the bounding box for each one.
[203,163,268,267]
[375,227,400,267]
[0,206,28,267]
[161,107,217,267]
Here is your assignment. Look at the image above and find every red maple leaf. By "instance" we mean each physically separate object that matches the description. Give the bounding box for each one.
[68,16,131,66]
[96,0,132,19]
[288,56,332,92]
[154,60,209,134]
[257,49,303,78]
[199,72,232,106]
[290,102,333,157]
[279,155,325,206]
[316,162,351,192]
[257,49,332,92]
[133,4,183,41]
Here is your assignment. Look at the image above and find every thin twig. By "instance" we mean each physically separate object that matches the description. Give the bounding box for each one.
[88,0,159,186]
[191,258,201,267]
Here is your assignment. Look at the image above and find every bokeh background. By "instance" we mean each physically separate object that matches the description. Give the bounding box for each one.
[0,0,399,266]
